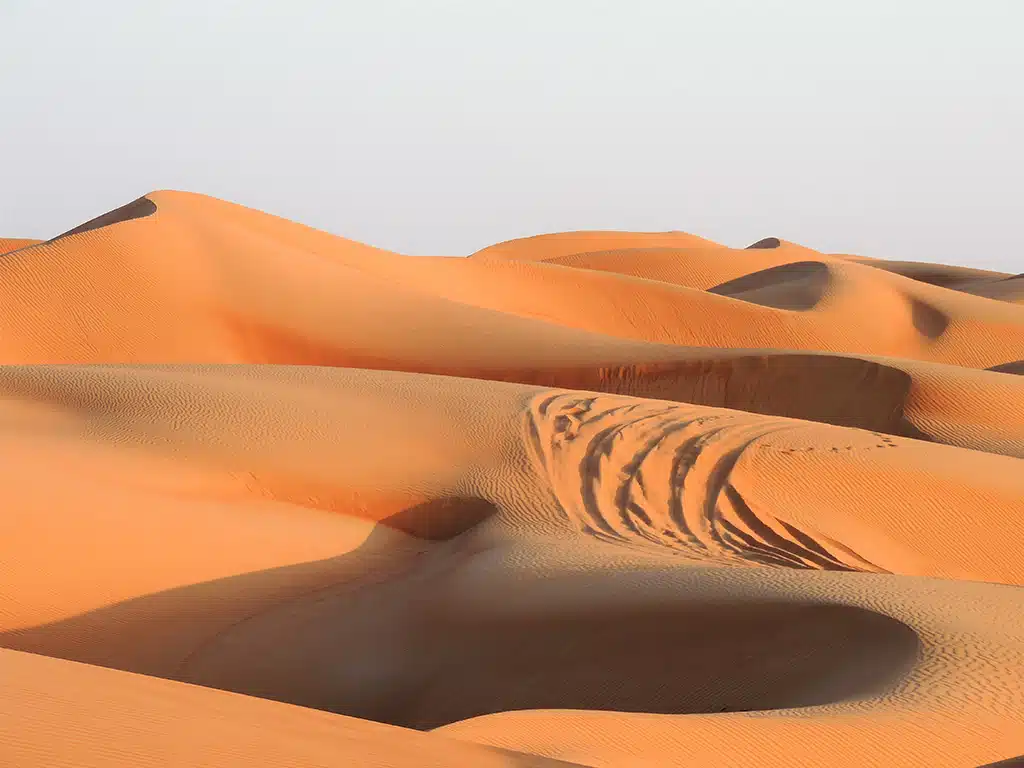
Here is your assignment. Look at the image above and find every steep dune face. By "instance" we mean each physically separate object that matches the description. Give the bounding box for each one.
[839,256,1011,288]
[842,256,1024,304]
[988,360,1024,375]
[707,261,832,310]
[967,274,1024,303]
[49,196,158,241]
[0,365,1022,768]
[976,756,1024,768]
[4,191,1020,369]
[2,192,1023,768]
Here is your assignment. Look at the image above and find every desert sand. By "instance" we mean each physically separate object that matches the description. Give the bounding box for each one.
[0,237,40,255]
[1,191,1022,767]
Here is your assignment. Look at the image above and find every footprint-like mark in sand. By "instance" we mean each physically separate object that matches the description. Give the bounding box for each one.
[526,392,889,573]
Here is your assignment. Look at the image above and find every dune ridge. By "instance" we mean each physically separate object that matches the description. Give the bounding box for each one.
[1,191,1022,767]
[0,237,41,254]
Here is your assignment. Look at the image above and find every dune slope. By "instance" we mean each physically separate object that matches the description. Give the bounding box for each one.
[0,237,40,254]
[0,649,578,768]
[1,192,1022,767]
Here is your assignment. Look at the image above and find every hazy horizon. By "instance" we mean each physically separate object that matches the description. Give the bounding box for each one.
[2,1,1021,271]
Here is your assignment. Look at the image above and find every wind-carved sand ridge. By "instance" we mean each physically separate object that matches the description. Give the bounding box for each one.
[0,237,41,255]
[1,192,1024,768]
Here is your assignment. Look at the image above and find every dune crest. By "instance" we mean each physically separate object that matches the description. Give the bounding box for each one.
[988,360,1024,375]
[0,237,41,254]
[2,193,1023,767]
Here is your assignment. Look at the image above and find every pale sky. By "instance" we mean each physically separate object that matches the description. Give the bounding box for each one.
[2,1,1021,271]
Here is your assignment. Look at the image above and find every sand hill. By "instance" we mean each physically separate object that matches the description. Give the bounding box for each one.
[0,237,40,254]
[1,191,1022,768]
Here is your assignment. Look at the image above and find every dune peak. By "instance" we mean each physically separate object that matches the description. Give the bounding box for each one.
[2,192,1024,768]
[49,195,157,243]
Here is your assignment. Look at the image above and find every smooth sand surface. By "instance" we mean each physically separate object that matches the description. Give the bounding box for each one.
[1,192,1022,767]
[0,648,579,768]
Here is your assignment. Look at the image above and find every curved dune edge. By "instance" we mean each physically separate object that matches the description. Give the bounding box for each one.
[49,195,157,242]
[707,260,831,310]
[2,194,1023,768]
[960,274,1024,303]
[1,191,1020,374]
[0,365,1021,768]
[0,364,1022,592]
[439,708,1023,768]
[987,360,1024,375]
[0,237,41,255]
[0,649,579,768]
[746,236,782,249]
[0,191,1021,459]
[840,256,1024,304]
[471,229,727,260]
[838,257,1012,285]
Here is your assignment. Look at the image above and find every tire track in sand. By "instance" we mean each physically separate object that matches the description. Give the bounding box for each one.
[525,391,889,572]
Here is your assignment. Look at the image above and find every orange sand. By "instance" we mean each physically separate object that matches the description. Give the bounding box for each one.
[1,192,1022,767]
[0,237,40,254]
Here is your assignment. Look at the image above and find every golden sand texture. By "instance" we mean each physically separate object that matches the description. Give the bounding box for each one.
[1,192,1022,767]
[0,237,40,254]
[0,649,579,768]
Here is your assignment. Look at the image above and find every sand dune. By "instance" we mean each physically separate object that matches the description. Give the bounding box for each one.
[471,229,728,260]
[0,649,577,768]
[966,274,1024,304]
[2,192,1023,767]
[2,192,1021,371]
[842,256,1024,304]
[4,192,1022,459]
[0,237,40,254]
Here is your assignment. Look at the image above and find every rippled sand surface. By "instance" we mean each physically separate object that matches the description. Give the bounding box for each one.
[1,192,1022,767]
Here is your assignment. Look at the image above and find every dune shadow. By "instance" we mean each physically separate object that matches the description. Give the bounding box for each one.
[393,596,921,729]
[987,360,1024,376]
[746,237,782,249]
[977,756,1024,768]
[589,353,933,441]
[378,496,499,540]
[0,505,921,731]
[0,494,500,681]
[0,521,424,681]
[963,274,1024,302]
[909,297,950,340]
[48,196,157,243]
[708,261,830,310]
[0,197,157,261]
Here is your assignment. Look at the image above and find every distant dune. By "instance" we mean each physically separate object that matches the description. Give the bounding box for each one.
[1,192,1022,768]
[0,237,40,254]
